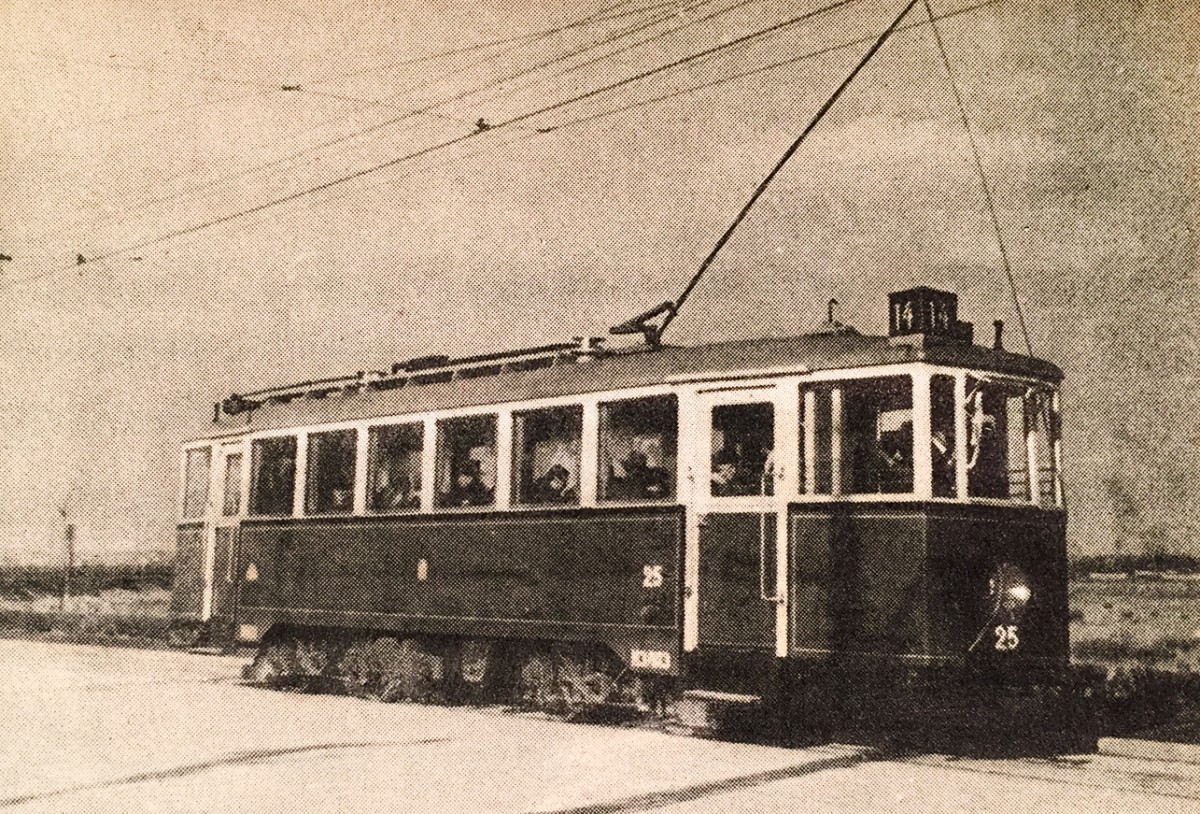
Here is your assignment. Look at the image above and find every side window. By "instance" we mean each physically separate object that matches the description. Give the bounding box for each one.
[842,376,913,494]
[799,387,834,495]
[931,375,957,497]
[181,447,211,519]
[305,429,357,514]
[813,387,834,494]
[710,403,774,497]
[600,396,677,502]
[221,453,243,516]
[368,423,424,512]
[514,406,582,506]
[436,415,497,508]
[249,436,297,516]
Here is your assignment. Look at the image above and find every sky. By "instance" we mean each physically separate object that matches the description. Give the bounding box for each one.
[1,0,1197,562]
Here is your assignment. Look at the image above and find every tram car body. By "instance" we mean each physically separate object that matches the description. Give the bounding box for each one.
[172,286,1089,747]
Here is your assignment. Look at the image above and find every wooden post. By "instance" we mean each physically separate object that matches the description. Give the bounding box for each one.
[61,521,75,612]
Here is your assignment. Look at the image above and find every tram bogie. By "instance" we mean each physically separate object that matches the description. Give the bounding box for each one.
[170,285,1093,750]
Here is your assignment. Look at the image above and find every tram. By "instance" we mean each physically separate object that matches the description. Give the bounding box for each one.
[171,284,1094,749]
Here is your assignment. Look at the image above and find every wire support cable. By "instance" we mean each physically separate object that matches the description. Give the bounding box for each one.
[25,0,699,251]
[551,0,766,80]
[922,0,1031,355]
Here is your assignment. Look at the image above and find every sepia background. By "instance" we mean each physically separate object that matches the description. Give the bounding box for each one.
[1,0,1196,563]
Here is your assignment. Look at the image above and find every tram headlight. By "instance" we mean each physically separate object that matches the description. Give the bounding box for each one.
[988,562,1032,615]
[1007,583,1031,605]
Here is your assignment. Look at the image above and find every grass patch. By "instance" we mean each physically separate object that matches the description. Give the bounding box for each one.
[0,607,173,647]
[0,562,173,599]
[0,562,175,648]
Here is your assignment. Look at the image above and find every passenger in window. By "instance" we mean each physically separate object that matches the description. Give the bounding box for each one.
[712,444,773,496]
[878,420,913,470]
[375,471,421,510]
[528,464,576,504]
[611,451,671,500]
[443,459,493,507]
[740,441,771,493]
[711,449,742,496]
[264,455,296,513]
[931,429,954,487]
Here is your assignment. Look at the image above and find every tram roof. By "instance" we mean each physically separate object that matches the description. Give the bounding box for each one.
[199,331,1062,439]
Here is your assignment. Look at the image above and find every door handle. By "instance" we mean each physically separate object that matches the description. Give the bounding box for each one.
[758,512,783,604]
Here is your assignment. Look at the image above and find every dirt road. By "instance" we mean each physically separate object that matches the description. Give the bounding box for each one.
[1,640,1196,813]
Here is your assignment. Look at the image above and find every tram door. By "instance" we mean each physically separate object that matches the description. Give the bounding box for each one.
[202,442,244,622]
[694,388,787,652]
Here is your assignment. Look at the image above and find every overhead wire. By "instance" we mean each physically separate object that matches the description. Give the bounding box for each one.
[369,0,634,104]
[549,0,766,80]
[304,0,665,85]
[465,0,760,112]
[2,3,637,140]
[538,0,994,131]
[921,0,1032,355]
[4,0,897,286]
[11,0,662,255]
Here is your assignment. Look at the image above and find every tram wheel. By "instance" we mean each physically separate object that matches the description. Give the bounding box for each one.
[556,651,618,713]
[337,635,444,702]
[514,648,558,709]
[166,622,202,650]
[245,637,298,683]
[376,637,445,703]
[293,635,332,677]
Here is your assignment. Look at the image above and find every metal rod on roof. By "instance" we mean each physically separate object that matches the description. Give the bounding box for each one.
[654,0,920,342]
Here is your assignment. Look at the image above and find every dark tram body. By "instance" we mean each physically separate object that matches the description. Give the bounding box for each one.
[172,286,1088,747]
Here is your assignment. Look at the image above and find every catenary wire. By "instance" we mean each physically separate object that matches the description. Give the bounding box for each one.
[539,0,995,132]
[465,0,763,112]
[549,0,767,80]
[5,0,930,285]
[303,0,669,85]
[12,0,662,252]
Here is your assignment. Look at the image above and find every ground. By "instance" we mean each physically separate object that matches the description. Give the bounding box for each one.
[2,640,1198,814]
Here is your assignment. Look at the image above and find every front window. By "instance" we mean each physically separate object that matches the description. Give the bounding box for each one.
[710,402,774,497]
[436,415,497,508]
[842,376,913,494]
[368,423,424,512]
[514,406,581,506]
[249,436,297,516]
[930,375,957,497]
[305,429,357,514]
[181,447,211,519]
[599,396,677,502]
[966,377,1058,503]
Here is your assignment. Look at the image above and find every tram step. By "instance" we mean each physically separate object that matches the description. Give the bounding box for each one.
[683,689,762,705]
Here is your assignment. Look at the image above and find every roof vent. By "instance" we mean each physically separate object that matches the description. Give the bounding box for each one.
[810,298,859,335]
